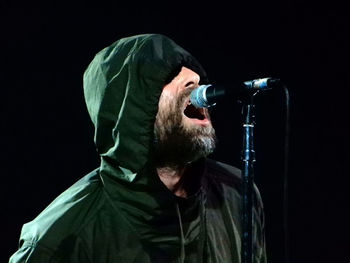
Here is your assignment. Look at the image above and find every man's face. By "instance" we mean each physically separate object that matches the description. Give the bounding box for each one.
[153,66,216,167]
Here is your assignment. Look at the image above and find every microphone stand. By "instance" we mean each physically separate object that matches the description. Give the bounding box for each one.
[241,91,258,263]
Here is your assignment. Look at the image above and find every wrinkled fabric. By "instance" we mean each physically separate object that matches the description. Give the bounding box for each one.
[9,34,267,263]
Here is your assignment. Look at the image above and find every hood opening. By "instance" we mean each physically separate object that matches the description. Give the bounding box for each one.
[84,34,208,180]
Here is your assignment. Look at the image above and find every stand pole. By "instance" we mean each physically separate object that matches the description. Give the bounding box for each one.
[241,94,257,263]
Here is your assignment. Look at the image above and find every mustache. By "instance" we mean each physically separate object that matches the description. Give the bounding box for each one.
[177,88,194,107]
[181,87,194,99]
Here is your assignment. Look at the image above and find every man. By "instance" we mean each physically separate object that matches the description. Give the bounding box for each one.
[9,34,267,262]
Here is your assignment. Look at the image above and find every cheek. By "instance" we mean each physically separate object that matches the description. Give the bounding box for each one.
[157,93,170,113]
[158,89,179,111]
[156,93,173,121]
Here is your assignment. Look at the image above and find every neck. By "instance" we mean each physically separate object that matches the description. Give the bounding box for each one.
[157,165,188,198]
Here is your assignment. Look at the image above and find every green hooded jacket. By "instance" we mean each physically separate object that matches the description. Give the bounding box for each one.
[9,34,267,263]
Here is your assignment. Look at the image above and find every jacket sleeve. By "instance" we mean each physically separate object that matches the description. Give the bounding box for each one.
[9,241,55,263]
[9,238,92,263]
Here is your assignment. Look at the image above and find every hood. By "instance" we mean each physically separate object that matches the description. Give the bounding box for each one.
[83,34,207,182]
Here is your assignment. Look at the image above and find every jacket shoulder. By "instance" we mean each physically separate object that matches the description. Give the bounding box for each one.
[204,159,267,261]
[12,169,104,262]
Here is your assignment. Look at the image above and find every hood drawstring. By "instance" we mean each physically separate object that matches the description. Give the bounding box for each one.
[175,203,185,263]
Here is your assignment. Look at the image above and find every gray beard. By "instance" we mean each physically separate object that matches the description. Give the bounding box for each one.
[153,90,216,168]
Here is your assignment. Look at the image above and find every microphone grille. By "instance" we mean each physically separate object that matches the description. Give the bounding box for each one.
[190,85,211,108]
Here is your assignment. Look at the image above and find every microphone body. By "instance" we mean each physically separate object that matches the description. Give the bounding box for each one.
[190,77,280,108]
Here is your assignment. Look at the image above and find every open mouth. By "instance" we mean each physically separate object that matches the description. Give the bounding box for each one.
[183,101,206,120]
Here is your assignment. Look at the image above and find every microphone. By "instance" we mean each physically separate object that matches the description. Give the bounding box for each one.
[190,77,280,108]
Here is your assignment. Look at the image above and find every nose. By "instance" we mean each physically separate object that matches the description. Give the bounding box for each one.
[181,67,200,88]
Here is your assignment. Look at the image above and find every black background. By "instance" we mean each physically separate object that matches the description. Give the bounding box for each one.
[2,1,349,262]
